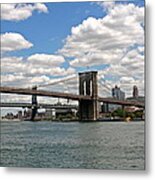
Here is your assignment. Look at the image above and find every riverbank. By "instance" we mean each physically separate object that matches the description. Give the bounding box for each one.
[0,118,21,122]
[0,117,145,122]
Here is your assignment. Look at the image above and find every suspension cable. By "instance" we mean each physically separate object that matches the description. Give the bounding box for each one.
[99,79,112,91]
[36,71,95,89]
[37,74,77,88]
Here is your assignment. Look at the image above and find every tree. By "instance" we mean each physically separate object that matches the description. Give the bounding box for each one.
[112,108,126,117]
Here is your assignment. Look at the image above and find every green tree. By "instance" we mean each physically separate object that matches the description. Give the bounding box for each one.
[112,108,126,117]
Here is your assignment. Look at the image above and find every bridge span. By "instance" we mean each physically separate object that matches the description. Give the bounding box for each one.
[0,86,91,101]
[0,71,145,121]
[0,86,144,108]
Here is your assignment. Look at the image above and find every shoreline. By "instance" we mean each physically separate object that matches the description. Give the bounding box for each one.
[0,118,145,122]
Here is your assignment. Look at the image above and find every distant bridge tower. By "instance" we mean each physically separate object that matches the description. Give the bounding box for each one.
[79,71,99,121]
[31,86,38,121]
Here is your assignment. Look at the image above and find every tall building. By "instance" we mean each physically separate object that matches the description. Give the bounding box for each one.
[112,85,125,100]
[133,85,139,98]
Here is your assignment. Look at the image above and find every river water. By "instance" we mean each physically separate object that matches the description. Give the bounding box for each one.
[0,121,145,170]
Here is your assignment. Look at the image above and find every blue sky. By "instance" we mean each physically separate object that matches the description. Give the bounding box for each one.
[1,1,145,115]
[1,2,104,56]
[1,1,144,57]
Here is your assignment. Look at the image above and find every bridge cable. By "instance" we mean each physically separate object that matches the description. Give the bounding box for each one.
[37,74,77,88]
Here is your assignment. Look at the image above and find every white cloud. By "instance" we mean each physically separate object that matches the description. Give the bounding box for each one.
[1,32,33,52]
[1,94,31,103]
[69,49,124,67]
[1,56,26,74]
[1,3,48,21]
[34,3,48,13]
[27,66,75,77]
[97,1,115,12]
[1,73,50,88]
[97,46,144,96]
[59,3,144,65]
[98,74,144,98]
[1,2,145,106]
[120,76,135,84]
[1,55,75,77]
[27,53,65,67]
[59,2,144,96]
[1,54,76,89]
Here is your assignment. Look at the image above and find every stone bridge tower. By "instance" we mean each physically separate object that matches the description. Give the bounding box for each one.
[79,71,99,121]
[31,86,38,121]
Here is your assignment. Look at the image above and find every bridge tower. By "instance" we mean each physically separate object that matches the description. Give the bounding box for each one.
[31,86,38,121]
[79,71,99,121]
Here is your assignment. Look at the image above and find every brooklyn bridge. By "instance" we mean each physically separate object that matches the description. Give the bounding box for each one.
[0,71,144,121]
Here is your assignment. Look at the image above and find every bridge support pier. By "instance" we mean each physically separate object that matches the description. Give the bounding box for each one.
[79,71,99,121]
[31,86,38,121]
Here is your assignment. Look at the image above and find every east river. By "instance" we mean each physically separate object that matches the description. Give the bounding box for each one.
[0,121,145,170]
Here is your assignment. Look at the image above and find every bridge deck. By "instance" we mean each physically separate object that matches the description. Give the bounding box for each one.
[0,86,91,100]
[0,86,144,107]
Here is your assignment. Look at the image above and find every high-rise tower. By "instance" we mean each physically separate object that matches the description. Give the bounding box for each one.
[133,85,139,98]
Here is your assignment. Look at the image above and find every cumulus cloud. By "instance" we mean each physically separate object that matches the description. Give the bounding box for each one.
[120,76,135,84]
[1,94,31,103]
[1,54,76,89]
[59,3,144,65]
[97,1,115,12]
[27,53,65,67]
[1,32,33,52]
[1,56,26,74]
[59,2,144,96]
[1,2,145,105]
[97,46,144,97]
[1,3,48,21]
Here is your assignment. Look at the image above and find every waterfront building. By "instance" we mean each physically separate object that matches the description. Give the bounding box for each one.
[23,109,32,118]
[5,113,14,119]
[126,96,145,103]
[17,111,22,119]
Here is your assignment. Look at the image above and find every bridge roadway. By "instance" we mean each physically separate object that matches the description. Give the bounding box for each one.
[0,86,144,108]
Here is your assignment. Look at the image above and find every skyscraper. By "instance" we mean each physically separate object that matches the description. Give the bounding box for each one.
[133,85,139,98]
[112,85,125,100]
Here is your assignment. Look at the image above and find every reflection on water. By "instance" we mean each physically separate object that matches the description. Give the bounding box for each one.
[1,121,145,170]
